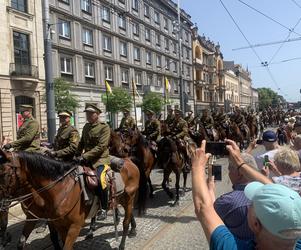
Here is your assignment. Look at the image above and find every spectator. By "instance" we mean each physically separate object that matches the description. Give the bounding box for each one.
[293,135,301,163]
[264,148,301,195]
[294,120,301,135]
[192,140,301,250]
[214,153,258,241]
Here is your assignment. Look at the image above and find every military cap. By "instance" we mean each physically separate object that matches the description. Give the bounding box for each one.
[145,109,155,115]
[174,108,183,114]
[58,110,72,117]
[84,103,101,113]
[20,104,33,112]
[123,108,130,113]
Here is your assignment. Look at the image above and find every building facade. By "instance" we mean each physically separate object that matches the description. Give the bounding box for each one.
[192,27,225,114]
[251,87,259,110]
[224,69,239,112]
[0,0,46,142]
[49,0,193,130]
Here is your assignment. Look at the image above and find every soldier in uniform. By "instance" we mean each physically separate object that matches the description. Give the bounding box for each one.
[142,109,161,142]
[234,107,247,135]
[184,111,195,130]
[46,111,79,161]
[76,104,111,220]
[165,107,175,127]
[200,109,214,129]
[4,105,40,152]
[118,108,136,132]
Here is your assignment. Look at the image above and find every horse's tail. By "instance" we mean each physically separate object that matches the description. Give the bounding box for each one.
[131,156,147,215]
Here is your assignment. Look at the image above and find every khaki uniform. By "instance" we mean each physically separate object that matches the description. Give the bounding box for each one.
[143,119,161,141]
[235,113,246,127]
[119,116,136,131]
[77,121,110,168]
[165,114,175,127]
[171,118,189,139]
[184,116,195,129]
[53,124,79,161]
[11,117,40,152]
[200,115,214,129]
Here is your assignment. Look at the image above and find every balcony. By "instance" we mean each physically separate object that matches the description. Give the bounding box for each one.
[10,63,39,79]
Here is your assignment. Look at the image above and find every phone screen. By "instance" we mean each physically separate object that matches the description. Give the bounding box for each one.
[212,165,222,181]
[206,142,229,156]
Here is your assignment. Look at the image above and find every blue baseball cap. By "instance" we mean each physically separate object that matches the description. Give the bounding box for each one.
[262,130,277,142]
[245,182,301,239]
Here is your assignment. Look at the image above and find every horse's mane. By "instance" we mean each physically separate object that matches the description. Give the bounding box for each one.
[18,152,76,180]
[137,131,149,147]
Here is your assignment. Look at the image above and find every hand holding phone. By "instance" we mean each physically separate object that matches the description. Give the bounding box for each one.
[205,142,229,156]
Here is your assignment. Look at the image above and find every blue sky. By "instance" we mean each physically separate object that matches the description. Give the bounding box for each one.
[181,0,301,102]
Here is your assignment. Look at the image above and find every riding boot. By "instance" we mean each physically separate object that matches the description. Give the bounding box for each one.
[97,187,108,221]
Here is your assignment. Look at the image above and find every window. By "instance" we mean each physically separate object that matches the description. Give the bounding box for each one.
[59,0,69,4]
[165,37,169,51]
[103,35,112,52]
[121,68,129,83]
[186,48,190,60]
[60,57,72,74]
[146,51,152,65]
[145,28,151,41]
[82,28,93,46]
[13,31,30,66]
[58,19,71,39]
[156,33,160,46]
[144,4,150,17]
[156,55,161,67]
[119,15,126,30]
[104,65,113,81]
[120,41,127,57]
[81,0,91,13]
[165,58,170,71]
[102,6,111,23]
[174,80,179,93]
[173,61,177,73]
[185,31,189,42]
[147,74,152,85]
[157,76,162,86]
[154,11,160,24]
[84,61,95,78]
[163,17,168,30]
[119,0,125,3]
[186,66,190,77]
[132,0,138,10]
[135,72,142,85]
[133,47,140,61]
[173,41,177,54]
[11,0,27,12]
[133,22,140,36]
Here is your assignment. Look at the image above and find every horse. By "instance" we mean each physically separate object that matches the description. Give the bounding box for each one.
[0,150,145,250]
[228,121,250,149]
[157,137,188,206]
[121,129,156,201]
[247,118,258,140]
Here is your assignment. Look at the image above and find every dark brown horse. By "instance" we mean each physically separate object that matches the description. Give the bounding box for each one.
[0,150,145,250]
[229,121,250,149]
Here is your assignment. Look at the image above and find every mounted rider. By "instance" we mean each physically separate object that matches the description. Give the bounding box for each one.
[118,108,136,134]
[199,109,215,138]
[76,103,111,220]
[233,107,248,136]
[3,105,40,152]
[184,110,196,130]
[142,109,161,156]
[165,107,175,127]
[46,110,80,161]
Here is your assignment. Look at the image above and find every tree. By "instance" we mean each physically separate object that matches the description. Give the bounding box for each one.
[141,92,165,114]
[257,87,282,110]
[101,87,132,113]
[51,78,80,112]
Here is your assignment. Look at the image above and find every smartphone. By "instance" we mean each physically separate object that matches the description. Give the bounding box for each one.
[256,139,263,145]
[205,142,229,156]
[212,165,222,181]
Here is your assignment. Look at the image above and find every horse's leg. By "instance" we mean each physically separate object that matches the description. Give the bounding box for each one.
[0,211,10,250]
[62,224,82,250]
[162,167,173,199]
[128,214,137,238]
[17,220,37,250]
[171,171,181,207]
[148,176,154,198]
[86,216,96,240]
[48,223,61,250]
[119,200,133,250]
[182,171,188,193]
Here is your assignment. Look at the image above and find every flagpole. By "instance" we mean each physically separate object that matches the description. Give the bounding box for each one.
[164,77,167,120]
[131,78,138,126]
[105,86,111,126]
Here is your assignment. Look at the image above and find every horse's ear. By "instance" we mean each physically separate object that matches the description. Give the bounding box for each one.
[0,149,9,164]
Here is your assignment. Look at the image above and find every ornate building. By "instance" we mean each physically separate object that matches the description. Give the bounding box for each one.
[192,27,225,113]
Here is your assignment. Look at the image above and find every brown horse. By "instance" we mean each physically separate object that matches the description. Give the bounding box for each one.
[0,150,145,250]
[247,119,258,140]
[229,121,250,149]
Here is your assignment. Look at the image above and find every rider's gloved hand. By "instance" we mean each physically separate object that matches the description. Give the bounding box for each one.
[3,144,12,150]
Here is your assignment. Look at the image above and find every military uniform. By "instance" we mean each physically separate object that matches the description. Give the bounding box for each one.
[11,114,40,152]
[234,112,246,127]
[53,124,79,161]
[200,114,214,129]
[119,116,136,131]
[184,115,195,129]
[171,117,189,139]
[165,113,175,127]
[143,119,161,142]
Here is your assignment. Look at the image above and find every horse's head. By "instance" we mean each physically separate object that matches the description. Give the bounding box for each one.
[110,130,129,157]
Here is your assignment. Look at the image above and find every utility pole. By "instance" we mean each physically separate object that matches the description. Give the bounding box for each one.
[43,0,56,143]
[177,0,185,113]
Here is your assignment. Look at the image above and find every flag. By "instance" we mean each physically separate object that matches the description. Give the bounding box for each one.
[132,79,141,98]
[165,77,171,93]
[105,80,112,94]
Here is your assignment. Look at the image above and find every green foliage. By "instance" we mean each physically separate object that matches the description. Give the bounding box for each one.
[141,92,165,114]
[257,87,284,110]
[52,78,80,112]
[102,87,132,113]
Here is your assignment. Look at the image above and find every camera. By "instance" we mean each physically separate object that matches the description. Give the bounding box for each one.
[205,141,229,156]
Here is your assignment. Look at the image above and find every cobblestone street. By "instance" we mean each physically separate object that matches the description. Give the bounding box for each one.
[5,157,232,250]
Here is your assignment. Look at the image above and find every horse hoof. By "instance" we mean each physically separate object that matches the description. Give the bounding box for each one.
[171,200,179,207]
[128,229,137,238]
[85,231,94,240]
